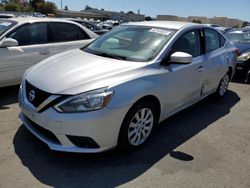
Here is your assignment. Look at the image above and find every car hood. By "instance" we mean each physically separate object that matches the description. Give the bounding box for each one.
[26,49,146,95]
[233,42,250,54]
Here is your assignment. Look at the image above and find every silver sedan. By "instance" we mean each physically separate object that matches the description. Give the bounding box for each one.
[19,21,237,153]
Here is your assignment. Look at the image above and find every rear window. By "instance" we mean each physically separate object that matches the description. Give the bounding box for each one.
[49,22,90,43]
[219,34,226,47]
[225,31,250,43]
[204,29,220,52]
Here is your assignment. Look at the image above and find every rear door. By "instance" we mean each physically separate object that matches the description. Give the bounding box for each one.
[48,22,94,55]
[0,22,52,87]
[202,28,229,94]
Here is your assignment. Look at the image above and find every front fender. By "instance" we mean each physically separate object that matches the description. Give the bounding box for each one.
[107,75,164,110]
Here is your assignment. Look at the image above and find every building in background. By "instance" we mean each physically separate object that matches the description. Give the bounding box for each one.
[56,8,144,22]
[157,14,244,27]
[157,15,179,21]
[84,8,145,22]
[56,10,108,20]
[209,16,242,27]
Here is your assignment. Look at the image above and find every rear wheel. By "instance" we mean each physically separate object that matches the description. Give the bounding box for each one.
[118,101,157,151]
[215,73,230,97]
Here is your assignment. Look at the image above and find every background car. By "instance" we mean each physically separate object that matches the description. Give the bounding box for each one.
[225,28,250,82]
[19,21,236,153]
[0,17,98,88]
[33,12,46,18]
[216,26,232,34]
[65,18,109,35]
[204,24,220,28]
[0,14,15,19]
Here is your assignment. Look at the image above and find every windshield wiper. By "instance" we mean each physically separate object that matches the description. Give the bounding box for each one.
[97,52,127,60]
[83,48,127,60]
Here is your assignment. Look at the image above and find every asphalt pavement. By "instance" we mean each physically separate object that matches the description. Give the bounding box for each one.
[0,79,249,188]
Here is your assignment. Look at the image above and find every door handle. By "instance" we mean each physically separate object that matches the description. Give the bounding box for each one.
[196,66,204,72]
[39,50,50,55]
[224,56,229,63]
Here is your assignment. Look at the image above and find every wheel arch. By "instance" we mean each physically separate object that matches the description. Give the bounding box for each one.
[127,95,161,124]
[228,66,233,80]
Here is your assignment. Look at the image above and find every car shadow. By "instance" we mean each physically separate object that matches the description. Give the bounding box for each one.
[13,90,240,188]
[232,72,250,84]
[0,85,19,110]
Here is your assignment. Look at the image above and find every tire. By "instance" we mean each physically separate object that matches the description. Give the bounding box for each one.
[215,73,230,97]
[118,101,157,151]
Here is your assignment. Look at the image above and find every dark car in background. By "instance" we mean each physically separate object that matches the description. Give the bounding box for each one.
[225,28,250,82]
[216,26,232,34]
[66,18,108,35]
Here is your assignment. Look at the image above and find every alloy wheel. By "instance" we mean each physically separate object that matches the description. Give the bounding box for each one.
[219,74,230,96]
[127,108,154,146]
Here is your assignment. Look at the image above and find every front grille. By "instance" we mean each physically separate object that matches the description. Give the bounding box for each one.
[25,81,51,108]
[25,116,60,144]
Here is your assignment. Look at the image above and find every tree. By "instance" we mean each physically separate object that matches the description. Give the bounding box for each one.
[145,16,152,21]
[0,3,4,11]
[85,5,92,10]
[4,0,34,12]
[192,19,202,24]
[127,11,135,14]
[64,5,68,11]
[36,1,56,15]
[21,4,33,12]
[4,2,20,11]
[242,21,250,28]
[30,0,44,10]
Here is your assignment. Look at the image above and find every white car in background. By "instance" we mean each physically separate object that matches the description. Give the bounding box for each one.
[0,17,98,88]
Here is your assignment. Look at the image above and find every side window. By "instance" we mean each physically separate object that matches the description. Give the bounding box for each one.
[172,30,201,57]
[219,34,226,47]
[7,23,48,46]
[204,29,220,52]
[49,23,90,43]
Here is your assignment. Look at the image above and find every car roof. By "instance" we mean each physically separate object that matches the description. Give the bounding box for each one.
[6,17,77,24]
[62,18,87,22]
[124,21,198,30]
[0,17,99,39]
[227,28,250,34]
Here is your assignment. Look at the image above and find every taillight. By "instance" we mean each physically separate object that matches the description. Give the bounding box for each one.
[235,48,240,57]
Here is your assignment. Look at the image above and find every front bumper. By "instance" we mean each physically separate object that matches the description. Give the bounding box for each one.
[19,88,130,153]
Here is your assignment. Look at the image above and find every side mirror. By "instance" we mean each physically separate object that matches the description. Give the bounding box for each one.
[0,38,18,47]
[170,52,193,64]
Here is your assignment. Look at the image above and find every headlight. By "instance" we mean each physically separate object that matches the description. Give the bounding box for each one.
[237,52,250,62]
[54,88,114,113]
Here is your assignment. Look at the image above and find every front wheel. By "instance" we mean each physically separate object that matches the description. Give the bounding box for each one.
[215,73,230,97]
[118,101,157,151]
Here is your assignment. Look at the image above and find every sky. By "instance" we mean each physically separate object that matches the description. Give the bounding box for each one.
[48,0,250,21]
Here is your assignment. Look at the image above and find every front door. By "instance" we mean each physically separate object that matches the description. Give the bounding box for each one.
[0,22,52,87]
[161,30,205,116]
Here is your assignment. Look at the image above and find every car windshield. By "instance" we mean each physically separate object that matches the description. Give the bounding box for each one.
[0,20,16,36]
[83,25,176,62]
[225,31,250,43]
